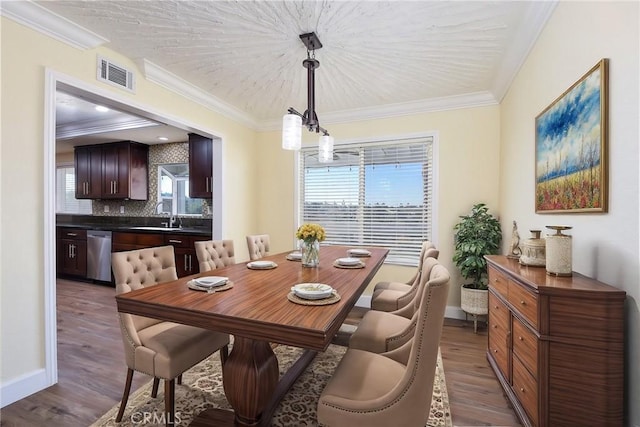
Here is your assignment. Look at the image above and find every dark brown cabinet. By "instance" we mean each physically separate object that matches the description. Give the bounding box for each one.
[112,231,211,278]
[75,141,149,200]
[188,133,213,198]
[112,232,165,253]
[485,255,625,427]
[165,233,210,277]
[57,228,87,277]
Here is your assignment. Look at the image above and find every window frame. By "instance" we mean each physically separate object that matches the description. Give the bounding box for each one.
[295,132,439,266]
[55,162,93,215]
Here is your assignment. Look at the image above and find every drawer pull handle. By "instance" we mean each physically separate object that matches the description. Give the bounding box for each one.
[493,349,498,353]
[169,239,182,244]
[493,325,497,329]
[520,300,526,305]
[519,336,523,340]
[494,305,499,309]
[520,387,525,392]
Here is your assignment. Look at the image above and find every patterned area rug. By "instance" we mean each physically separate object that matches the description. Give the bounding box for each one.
[91,344,452,427]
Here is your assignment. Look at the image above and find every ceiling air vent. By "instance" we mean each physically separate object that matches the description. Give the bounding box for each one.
[97,56,135,92]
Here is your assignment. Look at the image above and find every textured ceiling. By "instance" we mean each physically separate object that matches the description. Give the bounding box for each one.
[32,0,555,128]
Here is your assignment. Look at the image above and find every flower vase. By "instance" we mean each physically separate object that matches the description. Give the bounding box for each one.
[301,240,320,267]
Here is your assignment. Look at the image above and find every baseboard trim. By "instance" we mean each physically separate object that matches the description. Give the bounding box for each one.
[0,368,50,408]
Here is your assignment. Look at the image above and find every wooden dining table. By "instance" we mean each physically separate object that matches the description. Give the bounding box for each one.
[115,244,389,427]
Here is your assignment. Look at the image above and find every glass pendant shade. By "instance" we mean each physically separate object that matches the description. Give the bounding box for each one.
[282,114,302,150]
[318,134,334,163]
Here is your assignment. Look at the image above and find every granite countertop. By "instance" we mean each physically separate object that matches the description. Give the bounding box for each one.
[56,215,212,236]
[57,223,212,236]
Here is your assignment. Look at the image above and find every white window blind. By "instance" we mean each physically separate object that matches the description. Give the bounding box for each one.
[299,137,433,265]
[56,165,92,214]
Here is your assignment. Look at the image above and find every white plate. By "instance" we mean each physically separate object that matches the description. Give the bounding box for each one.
[287,252,302,260]
[247,260,276,269]
[194,276,228,288]
[336,257,361,266]
[348,248,371,256]
[291,283,334,300]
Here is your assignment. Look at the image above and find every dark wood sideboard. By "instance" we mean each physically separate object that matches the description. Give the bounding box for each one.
[485,255,625,427]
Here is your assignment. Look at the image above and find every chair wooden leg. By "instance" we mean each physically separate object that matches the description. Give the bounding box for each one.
[220,343,229,366]
[116,368,134,422]
[165,378,175,426]
[151,377,160,398]
[177,374,182,385]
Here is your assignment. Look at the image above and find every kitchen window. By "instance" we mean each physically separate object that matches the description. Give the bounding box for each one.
[298,135,434,266]
[56,165,92,214]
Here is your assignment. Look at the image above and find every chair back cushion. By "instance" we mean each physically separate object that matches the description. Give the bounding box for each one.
[195,239,235,272]
[112,245,178,358]
[246,234,270,260]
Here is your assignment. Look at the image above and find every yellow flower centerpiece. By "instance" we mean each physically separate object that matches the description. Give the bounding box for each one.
[296,223,325,267]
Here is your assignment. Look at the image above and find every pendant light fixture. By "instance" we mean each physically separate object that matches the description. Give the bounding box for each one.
[282,32,333,162]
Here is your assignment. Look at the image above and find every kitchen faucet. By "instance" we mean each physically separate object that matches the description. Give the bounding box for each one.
[154,201,180,228]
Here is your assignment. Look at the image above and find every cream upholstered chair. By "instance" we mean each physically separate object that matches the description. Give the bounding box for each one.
[370,243,439,314]
[246,234,270,260]
[373,240,435,293]
[317,263,450,427]
[194,239,235,272]
[112,245,230,425]
[348,257,439,354]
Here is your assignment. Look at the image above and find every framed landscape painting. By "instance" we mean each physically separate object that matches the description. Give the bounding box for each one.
[535,59,608,213]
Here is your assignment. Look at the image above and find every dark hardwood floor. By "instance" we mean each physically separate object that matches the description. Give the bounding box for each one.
[1,279,520,426]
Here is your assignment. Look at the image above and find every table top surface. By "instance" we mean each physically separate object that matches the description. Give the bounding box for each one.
[116,245,389,351]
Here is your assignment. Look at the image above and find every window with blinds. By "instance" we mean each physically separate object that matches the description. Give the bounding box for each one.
[56,165,92,214]
[299,136,433,266]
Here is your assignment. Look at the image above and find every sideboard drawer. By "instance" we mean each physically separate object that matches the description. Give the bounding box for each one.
[489,292,510,331]
[489,326,509,379]
[513,355,539,426]
[512,316,538,378]
[488,266,509,298]
[508,280,538,329]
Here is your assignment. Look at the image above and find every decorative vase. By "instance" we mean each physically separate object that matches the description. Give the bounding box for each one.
[520,230,546,267]
[545,226,572,276]
[301,239,320,267]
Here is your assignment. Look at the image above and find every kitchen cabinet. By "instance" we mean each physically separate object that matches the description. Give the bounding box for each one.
[112,231,210,278]
[485,255,625,427]
[164,233,210,277]
[57,227,87,277]
[75,141,149,200]
[112,232,165,253]
[188,133,213,198]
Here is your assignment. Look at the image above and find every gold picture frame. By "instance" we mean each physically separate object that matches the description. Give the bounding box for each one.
[535,59,608,213]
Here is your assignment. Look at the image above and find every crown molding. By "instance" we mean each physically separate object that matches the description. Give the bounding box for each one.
[141,59,259,130]
[491,1,558,102]
[257,91,499,132]
[56,117,159,140]
[0,0,108,50]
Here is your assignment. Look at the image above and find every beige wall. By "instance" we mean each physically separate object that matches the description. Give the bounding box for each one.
[256,105,502,307]
[500,2,639,424]
[0,18,257,387]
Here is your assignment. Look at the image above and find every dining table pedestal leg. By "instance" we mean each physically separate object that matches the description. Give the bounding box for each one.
[223,336,279,426]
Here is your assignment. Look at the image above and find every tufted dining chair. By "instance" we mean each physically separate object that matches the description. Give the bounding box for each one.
[111,245,230,426]
[370,243,439,315]
[246,234,270,260]
[317,263,450,427]
[348,257,439,354]
[194,239,236,272]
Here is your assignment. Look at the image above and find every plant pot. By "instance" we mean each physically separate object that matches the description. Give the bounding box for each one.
[460,285,488,333]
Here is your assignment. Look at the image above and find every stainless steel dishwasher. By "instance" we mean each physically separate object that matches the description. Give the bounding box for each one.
[86,230,112,282]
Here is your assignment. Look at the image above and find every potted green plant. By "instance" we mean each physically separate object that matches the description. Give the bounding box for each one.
[453,203,502,332]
